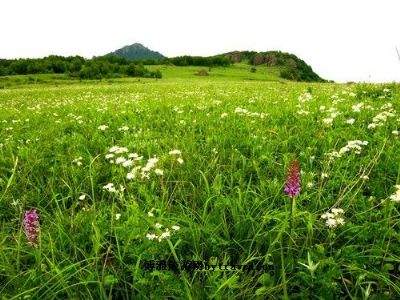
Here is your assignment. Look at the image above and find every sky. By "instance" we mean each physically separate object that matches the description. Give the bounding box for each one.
[1,0,400,83]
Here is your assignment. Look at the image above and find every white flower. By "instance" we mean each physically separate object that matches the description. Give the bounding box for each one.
[389,186,400,202]
[98,125,108,131]
[336,217,345,226]
[122,159,134,168]
[361,175,369,180]
[325,218,337,228]
[322,118,333,126]
[105,154,114,159]
[159,230,171,240]
[321,172,329,178]
[306,182,314,188]
[321,208,345,229]
[345,118,355,125]
[169,150,182,155]
[72,157,83,166]
[103,183,116,193]
[321,212,334,219]
[392,130,399,135]
[126,172,135,180]
[171,225,180,231]
[118,126,129,132]
[115,157,127,165]
[79,195,86,201]
[109,146,129,154]
[331,208,344,215]
[154,169,164,176]
[148,211,154,217]
[128,153,139,158]
[146,233,157,240]
[115,213,121,220]
[155,222,163,229]
[177,158,184,164]
[221,113,228,118]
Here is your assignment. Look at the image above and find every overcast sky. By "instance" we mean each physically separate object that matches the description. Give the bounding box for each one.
[1,0,400,82]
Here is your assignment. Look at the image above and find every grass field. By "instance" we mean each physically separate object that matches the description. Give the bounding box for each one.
[0,71,399,299]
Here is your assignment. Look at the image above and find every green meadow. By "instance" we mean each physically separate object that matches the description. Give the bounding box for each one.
[0,68,400,299]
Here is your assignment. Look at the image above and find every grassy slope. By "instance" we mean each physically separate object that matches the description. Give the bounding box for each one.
[0,73,399,298]
[0,63,283,89]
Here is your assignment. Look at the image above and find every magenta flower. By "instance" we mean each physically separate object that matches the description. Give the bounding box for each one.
[23,209,40,247]
[284,160,301,198]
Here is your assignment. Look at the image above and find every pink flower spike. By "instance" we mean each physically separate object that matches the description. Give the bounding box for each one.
[23,209,40,247]
[284,160,301,198]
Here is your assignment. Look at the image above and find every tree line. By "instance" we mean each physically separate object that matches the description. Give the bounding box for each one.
[0,55,162,79]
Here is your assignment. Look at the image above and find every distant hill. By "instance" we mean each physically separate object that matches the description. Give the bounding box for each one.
[224,50,326,82]
[106,43,165,61]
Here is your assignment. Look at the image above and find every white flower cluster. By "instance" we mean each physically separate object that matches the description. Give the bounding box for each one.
[72,156,83,166]
[368,106,396,129]
[321,208,345,229]
[105,145,163,180]
[321,107,342,126]
[298,92,313,102]
[146,222,181,242]
[169,149,184,164]
[326,140,368,159]
[389,185,400,202]
[352,103,364,113]
[98,124,108,131]
[234,107,267,118]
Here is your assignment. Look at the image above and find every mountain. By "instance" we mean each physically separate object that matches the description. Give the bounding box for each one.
[106,43,165,61]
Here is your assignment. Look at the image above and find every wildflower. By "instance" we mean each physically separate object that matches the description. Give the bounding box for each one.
[389,185,400,202]
[118,126,129,132]
[177,158,184,164]
[148,211,155,217]
[322,118,333,126]
[155,222,163,229]
[159,229,171,241]
[171,225,180,231]
[284,160,301,198]
[154,169,164,176]
[392,130,399,135]
[103,183,116,193]
[321,172,329,178]
[146,233,157,240]
[122,159,134,168]
[105,154,114,160]
[361,175,369,181]
[72,157,83,166]
[345,118,355,125]
[115,157,127,165]
[24,209,40,247]
[126,172,135,180]
[321,208,345,229]
[115,213,121,220]
[109,146,129,154]
[98,125,108,131]
[221,113,228,118]
[169,150,182,155]
[79,195,86,200]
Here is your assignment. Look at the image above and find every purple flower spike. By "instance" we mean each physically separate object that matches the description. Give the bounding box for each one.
[24,209,40,247]
[284,160,301,198]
